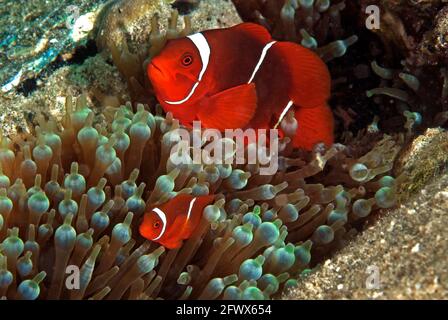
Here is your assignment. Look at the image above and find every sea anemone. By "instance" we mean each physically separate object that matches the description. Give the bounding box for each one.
[231,0,358,61]
[362,1,448,135]
[0,92,401,300]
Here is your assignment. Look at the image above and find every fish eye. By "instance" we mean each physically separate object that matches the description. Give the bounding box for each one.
[181,54,193,67]
[153,221,160,229]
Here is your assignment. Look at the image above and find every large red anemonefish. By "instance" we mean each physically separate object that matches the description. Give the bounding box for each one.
[147,22,334,150]
[139,194,215,249]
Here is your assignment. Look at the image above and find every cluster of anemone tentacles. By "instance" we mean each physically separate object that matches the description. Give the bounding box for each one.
[366,60,448,135]
[232,0,358,62]
[361,2,448,133]
[0,93,401,300]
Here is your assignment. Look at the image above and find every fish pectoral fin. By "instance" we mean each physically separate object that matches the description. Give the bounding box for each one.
[198,83,257,131]
[157,215,189,249]
[178,195,214,237]
[168,214,192,237]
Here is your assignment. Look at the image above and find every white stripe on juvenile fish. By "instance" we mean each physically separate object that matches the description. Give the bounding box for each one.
[165,33,211,105]
[152,208,168,240]
[186,197,197,221]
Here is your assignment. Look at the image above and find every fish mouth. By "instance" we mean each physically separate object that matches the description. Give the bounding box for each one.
[139,223,154,240]
[149,62,169,83]
[150,62,165,76]
[151,62,163,73]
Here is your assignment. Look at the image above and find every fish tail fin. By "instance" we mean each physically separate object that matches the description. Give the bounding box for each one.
[292,104,334,150]
[274,42,331,108]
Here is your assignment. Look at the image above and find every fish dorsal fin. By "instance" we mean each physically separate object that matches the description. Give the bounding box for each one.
[198,84,257,131]
[232,23,272,43]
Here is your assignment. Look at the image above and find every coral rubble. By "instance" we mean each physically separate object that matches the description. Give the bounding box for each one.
[0,0,106,94]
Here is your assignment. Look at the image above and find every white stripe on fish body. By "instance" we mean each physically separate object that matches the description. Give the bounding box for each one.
[247,41,293,131]
[186,197,197,221]
[165,32,211,105]
[248,41,277,84]
[152,208,168,240]
[274,100,294,129]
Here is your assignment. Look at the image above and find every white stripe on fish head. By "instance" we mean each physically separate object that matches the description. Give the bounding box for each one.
[164,33,211,105]
[189,33,210,82]
[151,207,168,241]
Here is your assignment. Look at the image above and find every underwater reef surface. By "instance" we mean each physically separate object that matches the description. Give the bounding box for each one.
[0,0,108,95]
[0,0,446,300]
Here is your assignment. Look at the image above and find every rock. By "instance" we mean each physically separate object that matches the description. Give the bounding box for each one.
[0,0,107,95]
[95,0,242,54]
[395,128,448,199]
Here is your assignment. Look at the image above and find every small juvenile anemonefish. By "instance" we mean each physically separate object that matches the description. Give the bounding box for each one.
[147,22,334,150]
[139,194,215,249]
